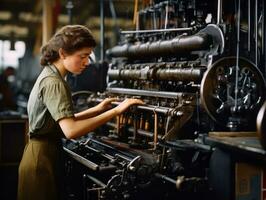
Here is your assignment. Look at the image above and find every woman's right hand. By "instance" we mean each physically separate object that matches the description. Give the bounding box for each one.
[114,98,144,115]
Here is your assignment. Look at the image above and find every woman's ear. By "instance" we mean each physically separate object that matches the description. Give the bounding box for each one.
[58,48,66,59]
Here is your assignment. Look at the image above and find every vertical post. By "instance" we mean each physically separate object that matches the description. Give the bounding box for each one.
[217,0,223,24]
[100,0,105,61]
[66,0,74,24]
[42,0,53,45]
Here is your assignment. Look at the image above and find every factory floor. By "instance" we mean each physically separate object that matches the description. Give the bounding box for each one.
[0,164,19,200]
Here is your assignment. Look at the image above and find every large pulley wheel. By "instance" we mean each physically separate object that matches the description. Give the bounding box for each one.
[200,56,265,130]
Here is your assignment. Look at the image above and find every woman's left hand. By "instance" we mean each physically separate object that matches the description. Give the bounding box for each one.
[96,97,118,112]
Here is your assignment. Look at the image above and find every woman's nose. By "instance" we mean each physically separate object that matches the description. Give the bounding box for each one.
[84,58,90,65]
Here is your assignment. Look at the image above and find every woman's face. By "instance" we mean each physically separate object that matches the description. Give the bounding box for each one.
[63,47,93,75]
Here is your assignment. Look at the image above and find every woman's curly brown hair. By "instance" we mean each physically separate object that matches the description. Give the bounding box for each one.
[40,25,96,66]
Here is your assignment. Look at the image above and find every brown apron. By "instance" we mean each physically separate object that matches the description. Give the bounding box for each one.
[17,136,63,200]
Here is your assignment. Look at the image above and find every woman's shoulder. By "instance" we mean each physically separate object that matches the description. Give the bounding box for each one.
[38,66,62,83]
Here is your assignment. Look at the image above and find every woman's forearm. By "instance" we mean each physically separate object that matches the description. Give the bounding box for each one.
[74,105,103,120]
[60,108,119,139]
[61,98,144,139]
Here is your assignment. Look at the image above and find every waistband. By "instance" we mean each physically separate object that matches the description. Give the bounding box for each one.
[29,132,62,141]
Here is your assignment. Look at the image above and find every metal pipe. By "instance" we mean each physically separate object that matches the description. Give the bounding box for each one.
[108,67,204,83]
[156,68,204,82]
[106,32,212,59]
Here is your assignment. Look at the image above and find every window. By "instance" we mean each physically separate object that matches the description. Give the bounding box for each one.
[0,40,26,70]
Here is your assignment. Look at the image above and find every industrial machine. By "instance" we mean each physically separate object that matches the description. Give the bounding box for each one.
[63,0,266,199]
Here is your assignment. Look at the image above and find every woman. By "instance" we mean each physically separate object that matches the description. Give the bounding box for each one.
[17,25,144,200]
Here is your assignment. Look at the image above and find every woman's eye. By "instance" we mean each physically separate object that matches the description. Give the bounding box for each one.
[80,55,88,59]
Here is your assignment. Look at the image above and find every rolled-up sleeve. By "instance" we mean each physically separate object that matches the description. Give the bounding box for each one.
[40,77,74,121]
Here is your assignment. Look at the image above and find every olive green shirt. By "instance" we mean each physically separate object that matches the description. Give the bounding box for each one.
[27,65,74,138]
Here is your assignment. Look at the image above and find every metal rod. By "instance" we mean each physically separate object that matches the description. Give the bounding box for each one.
[116,115,121,136]
[133,113,138,143]
[100,0,105,61]
[136,10,140,33]
[264,0,266,78]
[63,147,99,171]
[217,0,223,24]
[87,96,183,116]
[107,87,187,99]
[248,0,251,52]
[153,110,158,150]
[83,145,115,162]
[234,0,241,109]
[155,173,177,185]
[129,104,179,116]
[153,9,157,29]
[121,27,193,34]
[262,0,265,56]
[196,92,201,131]
[91,138,136,160]
[84,174,106,188]
[164,1,169,29]
[115,153,132,162]
[255,0,258,66]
